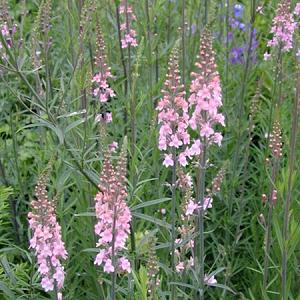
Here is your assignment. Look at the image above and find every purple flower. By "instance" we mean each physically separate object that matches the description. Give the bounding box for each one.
[230,46,244,64]
[234,4,244,18]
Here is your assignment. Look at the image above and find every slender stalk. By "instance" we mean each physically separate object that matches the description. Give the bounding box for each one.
[204,0,208,26]
[181,0,186,85]
[115,2,128,97]
[263,159,279,288]
[167,0,171,44]
[196,146,207,300]
[224,0,229,106]
[111,201,118,300]
[145,0,153,106]
[229,0,256,215]
[281,62,300,300]
[171,151,177,300]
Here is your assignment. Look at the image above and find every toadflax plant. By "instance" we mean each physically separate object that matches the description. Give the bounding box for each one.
[28,172,68,300]
[188,28,225,298]
[94,139,131,300]
[156,48,190,299]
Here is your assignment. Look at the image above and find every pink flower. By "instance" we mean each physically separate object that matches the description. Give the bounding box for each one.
[109,141,118,153]
[267,1,296,53]
[92,26,115,111]
[186,200,199,215]
[28,176,68,297]
[119,2,138,49]
[163,154,174,167]
[94,150,131,274]
[188,29,224,150]
[176,262,185,272]
[104,259,115,273]
[203,197,213,210]
[178,153,188,167]
[119,257,131,273]
[41,277,54,292]
[157,51,191,167]
[204,274,217,285]
[295,3,300,16]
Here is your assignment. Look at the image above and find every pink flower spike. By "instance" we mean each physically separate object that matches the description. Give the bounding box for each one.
[28,175,67,296]
[94,148,131,274]
[157,50,191,167]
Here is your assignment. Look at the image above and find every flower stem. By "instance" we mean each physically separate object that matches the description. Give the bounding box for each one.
[195,145,207,299]
[263,159,279,288]
[171,151,177,300]
[281,62,300,300]
[111,202,118,300]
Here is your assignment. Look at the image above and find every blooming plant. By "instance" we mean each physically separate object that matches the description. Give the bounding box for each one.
[28,174,67,299]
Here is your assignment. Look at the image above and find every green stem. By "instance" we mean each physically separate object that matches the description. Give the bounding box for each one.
[263,159,279,288]
[281,63,300,300]
[171,151,177,300]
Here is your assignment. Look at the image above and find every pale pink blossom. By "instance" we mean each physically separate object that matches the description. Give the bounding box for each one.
[295,3,300,16]
[94,149,131,274]
[119,1,138,49]
[188,29,224,151]
[204,274,217,285]
[157,51,191,167]
[267,1,296,53]
[28,176,67,297]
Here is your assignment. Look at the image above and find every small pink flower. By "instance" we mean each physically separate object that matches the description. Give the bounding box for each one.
[163,154,174,167]
[104,259,115,273]
[119,257,131,273]
[186,200,199,216]
[109,141,118,153]
[295,3,300,16]
[176,262,185,272]
[204,274,217,285]
[41,277,54,292]
[203,197,213,210]
[264,52,271,61]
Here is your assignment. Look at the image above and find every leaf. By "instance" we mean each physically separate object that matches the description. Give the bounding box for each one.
[132,212,171,229]
[131,198,171,211]
[64,118,87,134]
[74,212,96,217]
[0,281,16,299]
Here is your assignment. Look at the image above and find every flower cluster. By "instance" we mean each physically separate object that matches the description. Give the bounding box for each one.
[92,25,115,105]
[228,3,258,65]
[146,238,160,297]
[28,175,67,299]
[119,1,138,49]
[296,3,300,16]
[269,120,282,159]
[0,1,17,58]
[175,186,195,273]
[188,29,225,153]
[94,145,131,274]
[267,0,296,54]
[157,50,190,167]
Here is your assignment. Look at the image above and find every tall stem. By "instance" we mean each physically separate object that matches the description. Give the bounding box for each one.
[171,152,177,300]
[181,0,186,85]
[263,159,279,288]
[111,201,118,300]
[281,62,300,300]
[194,143,207,300]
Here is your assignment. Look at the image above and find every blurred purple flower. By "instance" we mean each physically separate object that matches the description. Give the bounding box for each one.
[234,4,244,18]
[230,46,244,64]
